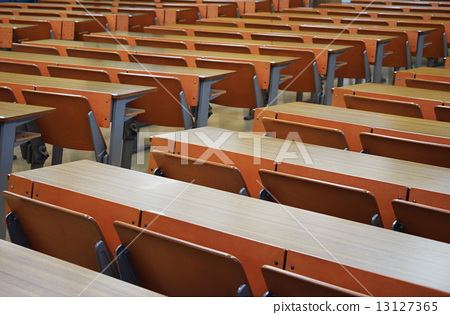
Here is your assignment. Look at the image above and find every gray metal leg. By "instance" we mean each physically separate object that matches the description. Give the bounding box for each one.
[195,77,224,128]
[267,64,288,106]
[323,53,340,105]
[51,146,63,165]
[415,33,427,68]
[373,42,390,83]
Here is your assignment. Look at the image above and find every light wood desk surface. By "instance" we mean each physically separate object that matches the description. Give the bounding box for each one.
[0,101,55,122]
[254,102,450,142]
[395,66,450,85]
[9,159,450,294]
[0,239,162,296]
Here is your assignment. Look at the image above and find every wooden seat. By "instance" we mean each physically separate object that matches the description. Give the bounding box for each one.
[0,60,41,76]
[298,26,350,34]
[128,53,188,67]
[313,38,370,83]
[47,65,112,83]
[405,78,450,92]
[360,132,450,168]
[83,34,129,45]
[114,221,252,297]
[391,200,450,244]
[22,89,107,164]
[117,72,193,129]
[251,33,304,43]
[3,191,117,277]
[194,30,244,39]
[262,117,349,150]
[12,43,60,56]
[196,59,264,110]
[344,94,423,118]
[0,86,17,103]
[145,28,188,36]
[258,169,382,226]
[66,48,122,61]
[261,265,365,297]
[259,47,321,102]
[135,38,188,50]
[435,105,450,122]
[194,43,251,54]
[244,23,292,31]
[357,29,411,69]
[151,150,249,196]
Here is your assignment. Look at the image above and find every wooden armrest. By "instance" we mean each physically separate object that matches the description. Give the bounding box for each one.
[15,131,41,143]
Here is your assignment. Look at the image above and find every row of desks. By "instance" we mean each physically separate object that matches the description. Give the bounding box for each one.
[7,156,450,296]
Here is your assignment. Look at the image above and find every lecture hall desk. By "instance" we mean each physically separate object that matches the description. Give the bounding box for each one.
[90,30,353,104]
[0,70,155,167]
[252,102,450,152]
[0,240,162,296]
[0,50,234,129]
[7,160,450,296]
[200,17,436,67]
[394,67,450,85]
[332,82,450,120]
[22,39,297,111]
[0,23,42,48]
[149,126,450,231]
[145,24,396,85]
[0,102,54,240]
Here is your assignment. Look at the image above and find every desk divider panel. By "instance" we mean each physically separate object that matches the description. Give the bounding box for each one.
[30,181,141,255]
[0,81,34,104]
[372,127,450,146]
[408,188,450,211]
[276,112,371,152]
[173,142,277,198]
[140,210,285,297]
[148,135,177,174]
[285,250,449,296]
[277,162,408,229]
[34,86,112,128]
[253,108,277,133]
[331,87,354,108]
[394,71,415,86]
[7,175,34,198]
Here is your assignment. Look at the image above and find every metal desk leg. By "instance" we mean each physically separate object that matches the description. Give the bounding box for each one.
[373,41,390,83]
[267,64,285,106]
[107,94,144,167]
[323,53,339,106]
[195,77,224,128]
[415,33,427,68]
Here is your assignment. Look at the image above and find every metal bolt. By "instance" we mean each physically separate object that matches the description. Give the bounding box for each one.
[274,261,278,266]
[132,220,135,224]
[26,191,29,194]
[290,265,295,270]
[35,194,38,197]
[144,224,148,228]
[10,186,13,190]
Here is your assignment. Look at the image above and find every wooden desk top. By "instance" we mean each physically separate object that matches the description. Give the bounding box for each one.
[341,82,450,102]
[0,24,36,29]
[29,39,299,65]
[0,14,92,22]
[0,239,163,296]
[398,67,450,76]
[257,102,450,139]
[0,71,155,99]
[0,50,234,80]
[0,101,55,122]
[94,31,353,53]
[154,127,450,196]
[11,160,450,293]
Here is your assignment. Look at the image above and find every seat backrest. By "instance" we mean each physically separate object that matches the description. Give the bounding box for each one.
[435,105,450,122]
[151,150,248,195]
[259,47,319,92]
[114,221,252,296]
[392,200,450,244]
[83,34,129,45]
[66,48,122,61]
[299,25,350,33]
[360,132,450,168]
[251,33,304,43]
[194,30,244,39]
[135,38,187,49]
[128,53,188,67]
[0,86,17,103]
[47,65,112,83]
[195,20,238,27]
[313,37,368,79]
[3,191,111,272]
[262,117,349,150]
[117,72,193,128]
[194,42,251,54]
[405,78,450,92]
[0,60,41,76]
[243,15,282,21]
[22,89,104,151]
[12,43,60,56]
[195,58,263,108]
[289,16,334,23]
[9,20,53,41]
[19,11,61,17]
[258,169,382,226]
[342,19,390,26]
[145,28,188,35]
[378,13,424,19]
[344,94,423,118]
[244,22,292,30]
[261,265,366,297]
